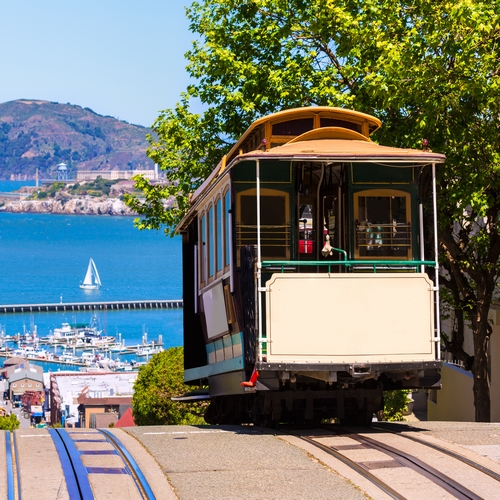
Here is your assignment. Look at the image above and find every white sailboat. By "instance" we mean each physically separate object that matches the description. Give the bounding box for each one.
[79,258,102,289]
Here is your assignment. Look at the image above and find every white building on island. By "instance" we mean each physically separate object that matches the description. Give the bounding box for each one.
[76,164,159,182]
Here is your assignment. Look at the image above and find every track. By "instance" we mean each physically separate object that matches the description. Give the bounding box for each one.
[5,431,20,500]
[6,428,157,499]
[371,423,500,484]
[284,425,500,500]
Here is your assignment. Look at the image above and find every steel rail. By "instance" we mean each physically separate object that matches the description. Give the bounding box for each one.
[5,431,16,500]
[13,432,21,500]
[99,429,156,500]
[372,423,500,483]
[287,431,405,500]
[351,433,481,500]
[48,428,94,500]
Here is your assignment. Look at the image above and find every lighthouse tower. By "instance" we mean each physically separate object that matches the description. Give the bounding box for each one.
[57,163,68,181]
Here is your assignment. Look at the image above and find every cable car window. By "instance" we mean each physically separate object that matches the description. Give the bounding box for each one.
[320,117,361,133]
[200,212,207,283]
[272,118,313,136]
[236,188,290,265]
[208,205,214,277]
[224,190,231,268]
[354,190,411,258]
[216,197,223,273]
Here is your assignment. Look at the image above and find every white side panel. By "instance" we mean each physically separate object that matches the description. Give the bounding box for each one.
[202,283,229,339]
[266,273,435,363]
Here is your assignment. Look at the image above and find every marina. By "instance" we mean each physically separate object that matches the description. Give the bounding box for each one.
[0,319,165,371]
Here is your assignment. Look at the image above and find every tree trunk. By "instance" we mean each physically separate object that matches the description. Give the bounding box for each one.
[472,331,490,422]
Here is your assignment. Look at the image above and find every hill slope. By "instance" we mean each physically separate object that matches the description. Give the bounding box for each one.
[0,99,154,180]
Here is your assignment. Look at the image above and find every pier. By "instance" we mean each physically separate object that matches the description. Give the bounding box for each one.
[0,299,183,314]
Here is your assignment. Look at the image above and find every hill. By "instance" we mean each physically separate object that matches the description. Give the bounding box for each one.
[0,99,154,180]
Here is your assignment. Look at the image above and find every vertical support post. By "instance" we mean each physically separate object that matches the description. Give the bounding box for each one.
[256,159,263,363]
[193,244,198,314]
[419,201,425,273]
[432,162,441,360]
[316,164,325,263]
[228,192,234,294]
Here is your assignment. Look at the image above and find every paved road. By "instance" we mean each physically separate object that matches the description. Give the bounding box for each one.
[127,425,366,500]
[4,420,500,499]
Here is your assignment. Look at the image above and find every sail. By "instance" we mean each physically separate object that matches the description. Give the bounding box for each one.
[82,261,93,286]
[80,258,101,289]
[91,259,102,286]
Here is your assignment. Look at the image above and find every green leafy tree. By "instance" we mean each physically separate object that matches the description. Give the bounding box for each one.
[127,0,500,421]
[382,390,411,422]
[0,413,20,431]
[132,347,206,425]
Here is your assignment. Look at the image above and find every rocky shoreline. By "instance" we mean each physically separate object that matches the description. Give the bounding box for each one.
[2,196,137,216]
[0,180,148,216]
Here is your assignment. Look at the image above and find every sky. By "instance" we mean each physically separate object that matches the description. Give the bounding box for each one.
[0,1,197,128]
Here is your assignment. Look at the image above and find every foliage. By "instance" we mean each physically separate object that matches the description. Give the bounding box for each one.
[0,413,20,431]
[132,347,207,425]
[31,178,121,200]
[71,177,119,196]
[382,390,411,422]
[129,0,500,421]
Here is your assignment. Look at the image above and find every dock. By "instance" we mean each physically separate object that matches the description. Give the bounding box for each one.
[0,299,183,314]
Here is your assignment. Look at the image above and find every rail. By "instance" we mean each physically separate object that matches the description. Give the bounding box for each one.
[5,431,17,500]
[262,259,437,273]
[355,222,412,250]
[47,428,157,499]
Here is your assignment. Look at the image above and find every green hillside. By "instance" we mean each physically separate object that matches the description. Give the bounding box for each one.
[0,99,154,180]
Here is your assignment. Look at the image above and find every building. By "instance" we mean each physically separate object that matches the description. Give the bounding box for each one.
[1,358,44,403]
[7,366,44,404]
[428,305,500,421]
[77,388,133,428]
[76,164,159,182]
[49,371,137,427]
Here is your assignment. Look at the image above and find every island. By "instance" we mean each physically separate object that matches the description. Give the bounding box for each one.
[0,178,151,216]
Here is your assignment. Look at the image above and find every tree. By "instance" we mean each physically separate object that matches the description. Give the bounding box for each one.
[0,413,20,431]
[127,0,500,421]
[132,347,206,425]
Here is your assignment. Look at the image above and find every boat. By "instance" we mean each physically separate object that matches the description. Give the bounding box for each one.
[135,345,163,357]
[13,345,48,359]
[79,258,101,290]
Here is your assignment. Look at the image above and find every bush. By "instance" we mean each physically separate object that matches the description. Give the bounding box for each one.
[381,390,411,421]
[132,347,207,425]
[0,413,20,431]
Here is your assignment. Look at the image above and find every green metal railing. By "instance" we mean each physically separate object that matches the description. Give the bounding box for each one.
[261,259,436,273]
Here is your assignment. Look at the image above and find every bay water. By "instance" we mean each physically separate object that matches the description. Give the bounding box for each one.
[0,184,183,371]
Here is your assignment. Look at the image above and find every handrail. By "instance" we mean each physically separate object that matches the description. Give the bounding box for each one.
[261,259,436,273]
[328,247,348,260]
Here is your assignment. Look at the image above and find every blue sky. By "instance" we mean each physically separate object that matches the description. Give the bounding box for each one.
[0,1,196,127]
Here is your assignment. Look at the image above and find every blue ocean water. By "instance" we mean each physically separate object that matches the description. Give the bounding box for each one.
[0,213,182,304]
[0,180,36,191]
[0,194,183,370]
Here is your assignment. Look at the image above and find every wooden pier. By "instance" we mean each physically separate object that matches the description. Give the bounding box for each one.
[0,299,183,314]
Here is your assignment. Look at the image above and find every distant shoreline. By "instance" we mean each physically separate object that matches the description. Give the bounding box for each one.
[0,179,142,216]
[1,196,138,216]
